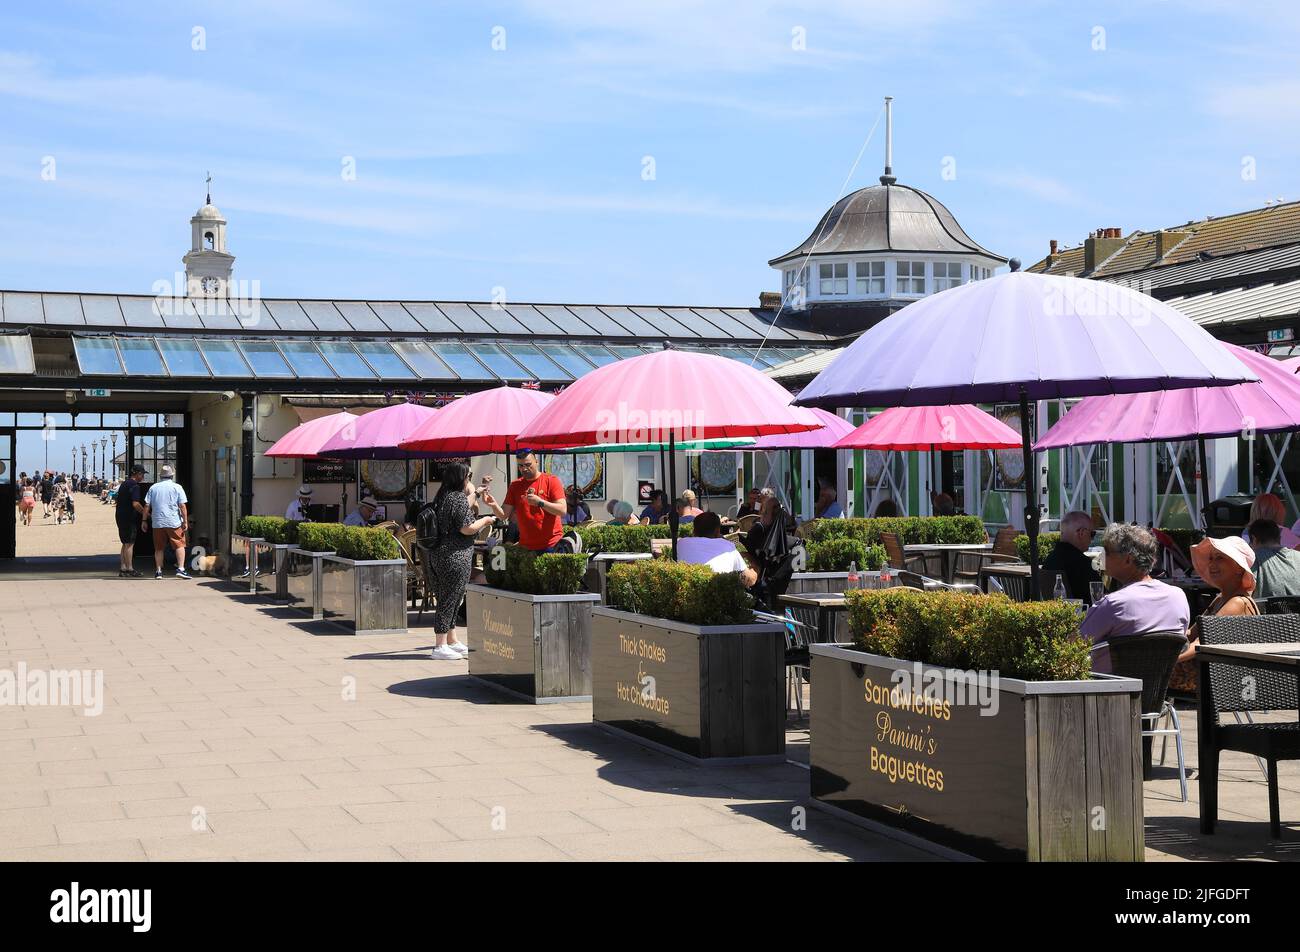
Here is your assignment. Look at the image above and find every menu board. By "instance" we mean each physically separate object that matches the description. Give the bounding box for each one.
[303,459,351,484]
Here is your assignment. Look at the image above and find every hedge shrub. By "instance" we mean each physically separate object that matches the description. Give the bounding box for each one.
[804,537,886,573]
[845,587,1091,682]
[803,515,986,547]
[607,559,753,626]
[296,522,350,553]
[335,526,400,561]
[1015,532,1058,563]
[483,544,588,595]
[236,515,300,545]
[568,522,693,553]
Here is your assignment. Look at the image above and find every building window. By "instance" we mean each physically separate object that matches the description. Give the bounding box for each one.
[897,260,926,295]
[855,261,885,295]
[934,261,963,291]
[969,265,990,282]
[819,262,849,295]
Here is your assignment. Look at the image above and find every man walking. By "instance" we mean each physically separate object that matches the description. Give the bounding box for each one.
[142,465,191,579]
[116,464,148,577]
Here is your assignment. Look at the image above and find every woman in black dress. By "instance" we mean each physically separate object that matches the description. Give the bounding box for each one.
[421,462,496,661]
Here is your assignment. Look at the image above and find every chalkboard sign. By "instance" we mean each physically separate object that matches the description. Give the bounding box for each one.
[303,459,350,484]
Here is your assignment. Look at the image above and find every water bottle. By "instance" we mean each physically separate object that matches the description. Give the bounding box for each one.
[1053,576,1066,600]
[879,563,891,588]
[847,561,860,589]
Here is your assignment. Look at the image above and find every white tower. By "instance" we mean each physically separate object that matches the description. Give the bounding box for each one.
[183,173,234,297]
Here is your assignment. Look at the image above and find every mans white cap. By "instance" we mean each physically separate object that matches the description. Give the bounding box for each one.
[160,465,175,478]
[297,485,313,497]
[359,496,378,509]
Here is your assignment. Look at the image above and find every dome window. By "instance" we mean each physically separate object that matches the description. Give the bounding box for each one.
[818,262,849,296]
[934,262,963,291]
[856,261,885,295]
[897,260,926,295]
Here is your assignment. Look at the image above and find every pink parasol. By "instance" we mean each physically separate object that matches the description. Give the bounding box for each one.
[1034,343,1300,449]
[265,411,357,458]
[398,385,554,455]
[317,402,441,459]
[834,404,1022,451]
[516,348,820,449]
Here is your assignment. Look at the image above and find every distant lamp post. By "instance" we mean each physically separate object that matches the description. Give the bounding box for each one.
[91,442,97,479]
[99,436,108,479]
[111,432,119,480]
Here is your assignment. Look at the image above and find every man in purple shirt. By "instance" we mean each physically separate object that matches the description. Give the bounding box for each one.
[1080,524,1190,673]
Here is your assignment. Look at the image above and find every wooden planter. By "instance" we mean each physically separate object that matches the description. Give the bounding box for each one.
[591,606,786,764]
[229,534,263,590]
[582,553,653,602]
[284,548,334,619]
[254,542,294,599]
[808,644,1145,862]
[465,585,601,703]
[319,554,407,635]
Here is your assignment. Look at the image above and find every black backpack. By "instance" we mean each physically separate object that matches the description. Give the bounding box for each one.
[416,498,442,549]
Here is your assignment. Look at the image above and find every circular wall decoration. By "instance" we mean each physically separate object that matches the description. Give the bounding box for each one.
[692,452,738,495]
[361,459,424,501]
[541,453,604,498]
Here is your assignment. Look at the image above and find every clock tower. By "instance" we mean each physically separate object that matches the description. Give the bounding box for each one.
[183,175,234,298]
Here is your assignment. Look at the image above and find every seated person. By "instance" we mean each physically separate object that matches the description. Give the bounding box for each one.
[343,496,380,527]
[1244,493,1300,548]
[737,487,763,519]
[1248,518,1300,598]
[1042,510,1102,603]
[872,499,899,517]
[607,500,638,525]
[1080,523,1190,674]
[677,511,756,587]
[674,497,697,524]
[639,490,669,525]
[1168,535,1258,695]
[678,489,704,518]
[930,491,956,516]
[814,480,843,519]
[563,489,591,526]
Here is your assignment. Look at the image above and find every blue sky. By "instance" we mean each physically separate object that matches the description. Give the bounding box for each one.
[2,0,1299,310]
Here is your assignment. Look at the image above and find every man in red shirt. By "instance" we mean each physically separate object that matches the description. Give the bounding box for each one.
[482,451,567,551]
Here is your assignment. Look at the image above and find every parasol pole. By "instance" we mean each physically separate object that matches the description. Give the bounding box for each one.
[1019,385,1042,600]
[669,428,679,559]
[1198,436,1212,534]
[929,442,937,510]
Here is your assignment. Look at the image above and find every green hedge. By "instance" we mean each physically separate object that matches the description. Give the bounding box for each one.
[568,522,694,553]
[803,515,986,547]
[236,515,300,545]
[1015,532,1058,563]
[845,587,1091,682]
[803,538,887,573]
[607,559,753,626]
[484,544,588,595]
[295,523,397,560]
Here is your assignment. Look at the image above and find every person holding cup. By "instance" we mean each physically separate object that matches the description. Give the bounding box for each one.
[481,451,567,553]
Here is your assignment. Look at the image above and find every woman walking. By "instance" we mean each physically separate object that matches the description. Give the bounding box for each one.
[419,462,496,661]
[18,478,36,526]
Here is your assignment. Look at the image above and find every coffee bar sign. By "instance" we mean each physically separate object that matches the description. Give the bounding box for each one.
[811,651,1028,858]
[592,617,701,757]
[466,589,538,697]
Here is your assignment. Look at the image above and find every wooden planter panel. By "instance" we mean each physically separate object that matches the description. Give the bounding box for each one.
[319,557,407,634]
[466,586,599,702]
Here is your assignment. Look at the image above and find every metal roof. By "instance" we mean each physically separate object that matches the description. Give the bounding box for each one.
[1164,277,1300,328]
[768,184,1005,267]
[0,291,833,344]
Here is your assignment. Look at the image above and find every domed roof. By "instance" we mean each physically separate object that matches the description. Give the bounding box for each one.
[192,202,225,221]
[769,182,1004,267]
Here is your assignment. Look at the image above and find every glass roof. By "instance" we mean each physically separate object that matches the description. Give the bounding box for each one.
[0,335,35,375]
[57,334,836,387]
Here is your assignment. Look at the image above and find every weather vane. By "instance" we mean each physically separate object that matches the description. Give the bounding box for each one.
[205,170,212,204]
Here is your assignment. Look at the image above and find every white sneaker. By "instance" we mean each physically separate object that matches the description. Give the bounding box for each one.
[431,645,463,661]
[446,641,469,654]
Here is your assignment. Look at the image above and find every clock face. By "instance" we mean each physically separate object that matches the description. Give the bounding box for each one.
[200,276,220,293]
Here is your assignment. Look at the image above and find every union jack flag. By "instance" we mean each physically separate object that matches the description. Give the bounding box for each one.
[520,380,541,390]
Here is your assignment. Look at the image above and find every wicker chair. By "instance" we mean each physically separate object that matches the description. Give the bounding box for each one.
[736,513,760,534]
[1106,631,1190,801]
[991,525,1019,558]
[394,534,427,615]
[879,532,941,577]
[1198,613,1300,837]
[1262,595,1300,615]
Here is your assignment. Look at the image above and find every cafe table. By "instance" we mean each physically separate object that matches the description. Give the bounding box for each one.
[903,542,991,583]
[1195,641,1300,835]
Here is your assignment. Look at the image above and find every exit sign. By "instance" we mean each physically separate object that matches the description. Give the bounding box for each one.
[82,388,112,397]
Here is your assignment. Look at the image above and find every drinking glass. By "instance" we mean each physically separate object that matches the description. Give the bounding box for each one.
[1089,581,1105,604]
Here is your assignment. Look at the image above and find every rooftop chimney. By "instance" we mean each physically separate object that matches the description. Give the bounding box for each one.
[1155,228,1192,260]
[1049,239,1058,254]
[1084,228,1126,272]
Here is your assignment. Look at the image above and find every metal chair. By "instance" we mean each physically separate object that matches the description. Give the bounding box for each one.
[1199,613,1300,837]
[1106,631,1190,801]
[754,609,818,720]
[952,547,1021,586]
